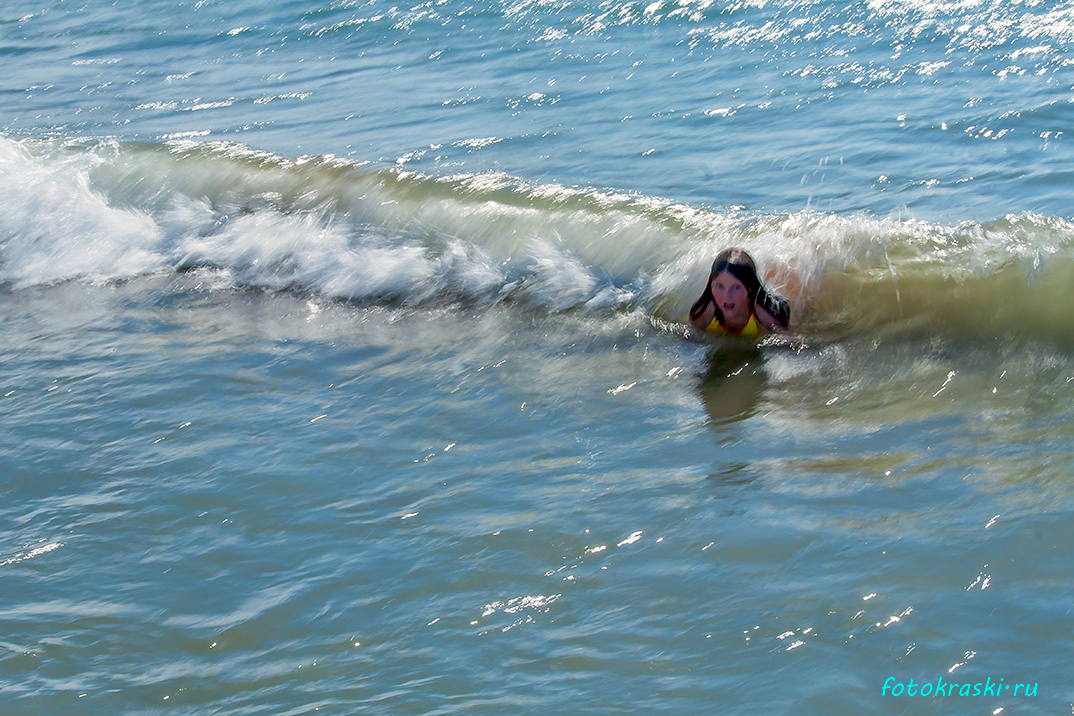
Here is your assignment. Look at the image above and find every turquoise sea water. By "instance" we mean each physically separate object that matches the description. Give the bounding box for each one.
[2,1,1074,714]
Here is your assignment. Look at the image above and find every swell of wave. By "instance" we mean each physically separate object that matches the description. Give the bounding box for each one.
[2,135,1072,342]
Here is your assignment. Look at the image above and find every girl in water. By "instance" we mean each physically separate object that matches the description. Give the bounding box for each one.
[688,248,790,336]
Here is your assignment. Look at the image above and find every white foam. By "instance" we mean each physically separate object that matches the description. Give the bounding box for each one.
[0,137,164,287]
[5,136,1074,339]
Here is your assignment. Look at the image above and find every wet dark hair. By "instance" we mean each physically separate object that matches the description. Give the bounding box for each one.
[690,248,790,328]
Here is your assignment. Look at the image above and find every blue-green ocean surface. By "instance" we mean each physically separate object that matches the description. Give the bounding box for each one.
[2,1,1074,714]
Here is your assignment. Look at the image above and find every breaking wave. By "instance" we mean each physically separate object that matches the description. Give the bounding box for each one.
[2,134,1072,341]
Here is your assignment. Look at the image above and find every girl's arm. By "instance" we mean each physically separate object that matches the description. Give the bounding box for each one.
[753,303,785,332]
[688,300,716,331]
[755,286,791,331]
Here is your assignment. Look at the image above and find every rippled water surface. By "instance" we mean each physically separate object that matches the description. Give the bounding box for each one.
[3,0,1074,714]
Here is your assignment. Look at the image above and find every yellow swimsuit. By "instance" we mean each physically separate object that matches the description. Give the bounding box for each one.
[706,313,761,337]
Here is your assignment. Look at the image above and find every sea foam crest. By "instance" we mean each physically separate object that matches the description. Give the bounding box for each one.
[4,135,1074,341]
[0,138,164,288]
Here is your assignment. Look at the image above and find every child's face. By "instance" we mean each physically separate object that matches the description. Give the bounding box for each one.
[710,271,751,326]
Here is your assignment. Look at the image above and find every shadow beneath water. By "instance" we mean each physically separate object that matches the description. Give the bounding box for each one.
[698,345,768,427]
